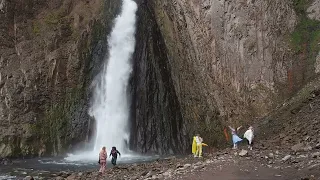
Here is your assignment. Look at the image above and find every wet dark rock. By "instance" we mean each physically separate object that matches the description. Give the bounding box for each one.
[129,1,188,154]
[141,170,149,176]
[0,158,12,165]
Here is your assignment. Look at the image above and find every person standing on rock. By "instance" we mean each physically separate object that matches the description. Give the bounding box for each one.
[110,146,121,166]
[195,134,203,157]
[244,126,254,150]
[229,126,243,149]
[99,146,107,174]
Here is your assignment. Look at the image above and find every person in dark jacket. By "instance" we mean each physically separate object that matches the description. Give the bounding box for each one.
[109,146,121,166]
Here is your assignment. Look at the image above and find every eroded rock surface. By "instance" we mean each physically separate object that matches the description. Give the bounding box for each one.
[130,0,320,149]
[0,0,120,157]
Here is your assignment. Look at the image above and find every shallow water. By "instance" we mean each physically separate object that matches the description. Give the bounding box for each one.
[0,154,159,179]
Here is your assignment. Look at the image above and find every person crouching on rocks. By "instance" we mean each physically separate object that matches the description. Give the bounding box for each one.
[110,146,121,166]
[99,146,107,174]
[195,134,203,157]
[244,126,254,150]
[229,126,243,149]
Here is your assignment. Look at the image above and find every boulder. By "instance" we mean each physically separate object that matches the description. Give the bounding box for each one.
[239,150,248,157]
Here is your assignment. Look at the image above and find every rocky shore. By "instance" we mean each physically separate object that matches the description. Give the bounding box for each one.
[28,143,319,180]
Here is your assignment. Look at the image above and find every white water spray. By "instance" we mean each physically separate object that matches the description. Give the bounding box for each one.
[91,0,137,153]
[65,0,137,161]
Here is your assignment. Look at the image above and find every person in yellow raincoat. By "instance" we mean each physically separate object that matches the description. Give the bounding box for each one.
[192,135,197,157]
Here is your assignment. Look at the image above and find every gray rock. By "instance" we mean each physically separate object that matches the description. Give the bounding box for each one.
[298,154,308,158]
[311,152,320,158]
[308,163,320,170]
[176,163,183,169]
[291,143,304,152]
[23,176,34,180]
[303,145,312,152]
[304,136,310,141]
[163,171,171,176]
[268,153,274,158]
[183,164,191,168]
[282,155,291,161]
[239,150,248,157]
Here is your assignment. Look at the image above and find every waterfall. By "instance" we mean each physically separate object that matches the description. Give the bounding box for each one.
[90,0,137,153]
[65,0,138,161]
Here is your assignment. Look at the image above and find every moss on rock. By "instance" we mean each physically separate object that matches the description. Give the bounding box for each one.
[290,0,320,73]
[31,87,84,155]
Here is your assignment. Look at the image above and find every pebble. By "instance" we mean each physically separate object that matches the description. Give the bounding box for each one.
[282,155,292,162]
[268,153,274,158]
[239,150,248,157]
[183,164,191,168]
[311,152,320,158]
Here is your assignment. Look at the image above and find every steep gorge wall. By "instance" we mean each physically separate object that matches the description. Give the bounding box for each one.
[0,0,319,157]
[0,0,120,157]
[130,2,188,154]
[132,0,320,149]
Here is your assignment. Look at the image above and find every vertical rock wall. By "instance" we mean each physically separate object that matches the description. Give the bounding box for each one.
[129,2,189,154]
[131,0,320,149]
[0,0,121,157]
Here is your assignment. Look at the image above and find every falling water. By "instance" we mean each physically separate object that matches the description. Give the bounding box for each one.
[90,0,137,153]
[64,0,137,162]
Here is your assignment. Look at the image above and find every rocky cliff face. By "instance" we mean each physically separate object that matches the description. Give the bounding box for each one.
[129,2,188,154]
[1,0,319,157]
[131,0,320,149]
[0,0,120,157]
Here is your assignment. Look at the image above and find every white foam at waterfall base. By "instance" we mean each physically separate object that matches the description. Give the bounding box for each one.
[65,0,138,162]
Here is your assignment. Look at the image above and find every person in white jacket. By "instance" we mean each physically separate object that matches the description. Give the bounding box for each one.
[195,134,203,157]
[244,126,254,150]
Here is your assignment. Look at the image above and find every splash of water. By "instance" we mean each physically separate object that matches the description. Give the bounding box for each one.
[65,0,137,161]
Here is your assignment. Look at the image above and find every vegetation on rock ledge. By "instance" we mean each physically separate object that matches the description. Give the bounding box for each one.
[290,0,320,77]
